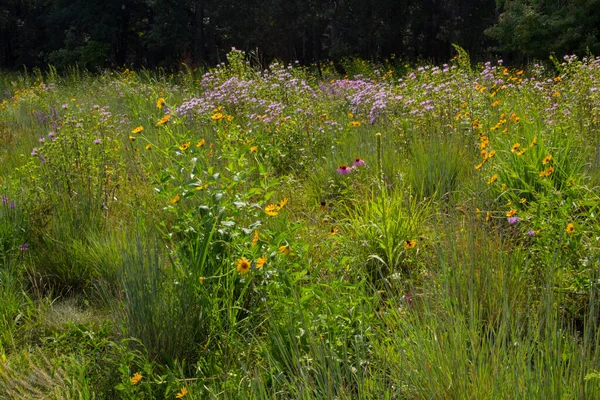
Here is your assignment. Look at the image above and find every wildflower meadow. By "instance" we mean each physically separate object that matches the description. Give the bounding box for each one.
[2,49,600,398]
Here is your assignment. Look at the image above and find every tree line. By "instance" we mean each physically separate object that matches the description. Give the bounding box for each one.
[1,0,599,70]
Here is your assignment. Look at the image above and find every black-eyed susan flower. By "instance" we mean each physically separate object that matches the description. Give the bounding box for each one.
[131,126,144,134]
[156,114,170,125]
[278,198,288,209]
[349,121,361,127]
[511,143,521,153]
[211,112,224,121]
[329,227,339,236]
[179,141,190,151]
[487,174,498,184]
[543,154,552,165]
[145,144,152,150]
[196,138,205,147]
[279,245,291,255]
[348,113,353,118]
[530,137,537,147]
[236,258,251,274]
[265,204,279,216]
[156,98,165,109]
[250,145,258,152]
[506,209,517,217]
[404,240,416,249]
[131,372,142,385]
[256,255,266,269]
[566,223,575,234]
[487,150,496,159]
[175,387,188,398]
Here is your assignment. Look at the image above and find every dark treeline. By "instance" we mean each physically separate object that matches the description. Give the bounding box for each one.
[1,0,599,70]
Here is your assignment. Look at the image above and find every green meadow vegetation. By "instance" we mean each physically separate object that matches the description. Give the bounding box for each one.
[1,49,600,398]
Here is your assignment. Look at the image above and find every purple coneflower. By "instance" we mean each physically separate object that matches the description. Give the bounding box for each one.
[353,158,365,167]
[337,165,352,175]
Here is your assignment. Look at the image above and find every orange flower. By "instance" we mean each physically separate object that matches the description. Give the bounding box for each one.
[131,372,142,385]
[566,223,575,234]
[403,239,416,249]
[170,194,181,204]
[175,387,188,398]
[506,209,517,217]
[196,138,205,147]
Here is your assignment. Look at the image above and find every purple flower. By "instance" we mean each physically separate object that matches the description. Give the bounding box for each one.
[10,201,15,209]
[2,196,7,204]
[527,230,536,236]
[31,147,38,156]
[94,138,101,144]
[337,165,352,175]
[18,243,28,251]
[62,103,68,109]
[39,136,45,143]
[353,158,366,167]
[507,216,520,225]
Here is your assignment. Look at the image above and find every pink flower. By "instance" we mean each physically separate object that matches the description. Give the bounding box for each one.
[353,158,365,167]
[337,165,352,175]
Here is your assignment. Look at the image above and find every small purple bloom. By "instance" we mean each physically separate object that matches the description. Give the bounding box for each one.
[62,103,68,109]
[10,201,15,209]
[31,147,38,156]
[507,216,520,225]
[94,138,101,144]
[527,230,536,236]
[18,243,28,251]
[39,136,45,143]
[2,196,7,204]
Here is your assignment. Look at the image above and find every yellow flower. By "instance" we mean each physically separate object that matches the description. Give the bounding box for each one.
[517,149,526,156]
[156,98,165,109]
[227,115,234,121]
[511,143,521,153]
[252,230,259,247]
[250,146,258,152]
[157,114,171,126]
[131,372,142,385]
[256,255,267,269]
[566,223,575,234]
[403,239,416,249]
[485,211,491,222]
[199,276,206,285]
[279,245,291,255]
[195,183,208,191]
[506,209,517,217]
[348,113,354,118]
[211,112,224,121]
[278,197,288,209]
[145,144,152,150]
[196,138,205,147]
[475,160,486,170]
[492,100,500,107]
[487,174,498,185]
[265,204,279,216]
[539,166,554,177]
[179,141,190,151]
[131,126,144,134]
[329,227,339,236]
[129,135,136,142]
[349,121,361,127]
[170,194,181,204]
[487,150,496,159]
[175,387,188,398]
[520,198,527,204]
[236,258,251,274]
[543,154,552,165]
[476,208,481,217]
[530,136,537,147]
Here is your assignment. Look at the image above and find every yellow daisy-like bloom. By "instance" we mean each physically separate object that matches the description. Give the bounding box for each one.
[487,174,498,184]
[349,121,361,127]
[404,239,416,249]
[539,166,554,177]
[251,230,259,247]
[530,137,537,147]
[506,209,517,217]
[250,146,258,152]
[131,126,144,134]
[179,141,190,151]
[256,255,267,269]
[170,194,180,204]
[196,138,205,147]
[129,135,136,142]
[487,150,496,159]
[226,115,234,121]
[279,245,291,255]
[517,149,526,156]
[211,112,224,121]
[329,227,339,236]
[481,149,488,158]
[348,113,353,118]
[492,101,500,107]
[131,372,142,385]
[156,98,165,109]
[510,143,521,153]
[265,204,279,216]
[566,223,575,234]
[156,114,171,126]
[520,198,527,204]
[236,258,251,274]
[175,387,188,398]
[475,160,486,170]
[278,197,288,209]
[543,154,552,165]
